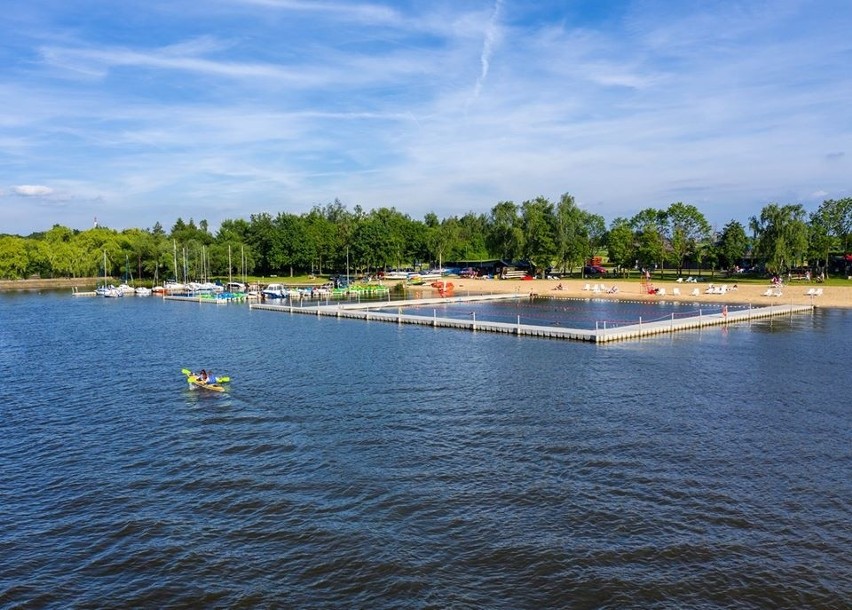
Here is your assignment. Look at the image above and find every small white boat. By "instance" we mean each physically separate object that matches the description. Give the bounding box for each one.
[262,283,287,298]
[135,287,152,296]
[164,281,187,294]
[381,271,410,281]
[408,271,442,283]
[97,285,123,298]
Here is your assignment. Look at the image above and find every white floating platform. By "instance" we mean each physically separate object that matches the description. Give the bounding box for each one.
[251,295,814,343]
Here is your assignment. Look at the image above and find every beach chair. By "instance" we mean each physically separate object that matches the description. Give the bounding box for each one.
[593,284,601,293]
[762,288,774,296]
[691,288,700,297]
[676,277,683,283]
[672,287,680,296]
[657,287,666,296]
[815,288,823,296]
[583,283,591,291]
[805,288,816,296]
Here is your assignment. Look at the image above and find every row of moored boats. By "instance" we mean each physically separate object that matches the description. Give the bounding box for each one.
[94,281,391,301]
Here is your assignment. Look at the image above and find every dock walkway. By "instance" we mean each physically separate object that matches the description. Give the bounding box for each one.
[250,295,813,343]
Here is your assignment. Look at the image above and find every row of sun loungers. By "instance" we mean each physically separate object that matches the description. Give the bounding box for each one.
[581,282,822,298]
[583,284,619,294]
[704,284,732,294]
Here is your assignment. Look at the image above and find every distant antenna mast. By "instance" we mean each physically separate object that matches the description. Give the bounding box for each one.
[94,216,99,228]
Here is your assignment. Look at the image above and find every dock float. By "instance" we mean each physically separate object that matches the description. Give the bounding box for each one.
[250,296,814,343]
[163,295,249,304]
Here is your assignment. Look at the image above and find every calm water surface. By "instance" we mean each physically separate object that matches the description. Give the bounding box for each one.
[1,292,849,609]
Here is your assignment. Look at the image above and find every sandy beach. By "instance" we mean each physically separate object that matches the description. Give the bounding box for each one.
[429,277,852,309]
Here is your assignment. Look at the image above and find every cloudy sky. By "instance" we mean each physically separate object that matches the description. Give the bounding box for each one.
[1,0,850,235]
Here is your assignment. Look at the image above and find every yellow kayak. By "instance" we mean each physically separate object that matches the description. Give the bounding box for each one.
[187,376,225,392]
[182,368,227,392]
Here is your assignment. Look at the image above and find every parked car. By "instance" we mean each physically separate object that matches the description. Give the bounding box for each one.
[583,265,607,276]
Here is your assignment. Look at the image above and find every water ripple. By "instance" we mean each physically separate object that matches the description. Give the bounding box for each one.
[0,294,849,608]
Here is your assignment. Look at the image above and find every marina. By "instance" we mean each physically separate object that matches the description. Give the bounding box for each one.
[250,294,815,343]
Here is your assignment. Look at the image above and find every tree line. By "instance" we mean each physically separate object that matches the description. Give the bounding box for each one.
[1,195,850,281]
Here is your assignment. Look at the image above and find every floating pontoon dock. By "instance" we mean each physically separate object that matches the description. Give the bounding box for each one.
[250,294,814,343]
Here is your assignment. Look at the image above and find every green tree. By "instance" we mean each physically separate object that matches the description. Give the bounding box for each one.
[666,202,711,276]
[717,220,749,271]
[631,208,667,276]
[0,236,30,278]
[811,198,852,276]
[750,203,809,274]
[486,201,523,261]
[579,210,606,274]
[606,217,635,273]
[455,212,489,260]
[553,194,585,273]
[520,197,557,277]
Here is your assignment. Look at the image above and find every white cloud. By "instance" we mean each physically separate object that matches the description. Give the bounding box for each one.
[13,185,54,197]
[1,1,851,235]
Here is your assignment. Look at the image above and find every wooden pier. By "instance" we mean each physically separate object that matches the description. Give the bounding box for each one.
[250,295,814,343]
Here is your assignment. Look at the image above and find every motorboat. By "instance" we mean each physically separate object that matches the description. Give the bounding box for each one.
[262,283,287,299]
[96,285,123,297]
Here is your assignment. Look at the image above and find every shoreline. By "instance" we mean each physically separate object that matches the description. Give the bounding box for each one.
[0,277,104,292]
[415,277,852,309]
[3,276,851,309]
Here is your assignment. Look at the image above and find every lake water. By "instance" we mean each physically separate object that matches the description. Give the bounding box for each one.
[1,292,849,608]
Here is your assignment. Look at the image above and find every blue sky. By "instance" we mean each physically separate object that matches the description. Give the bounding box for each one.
[1,0,850,235]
